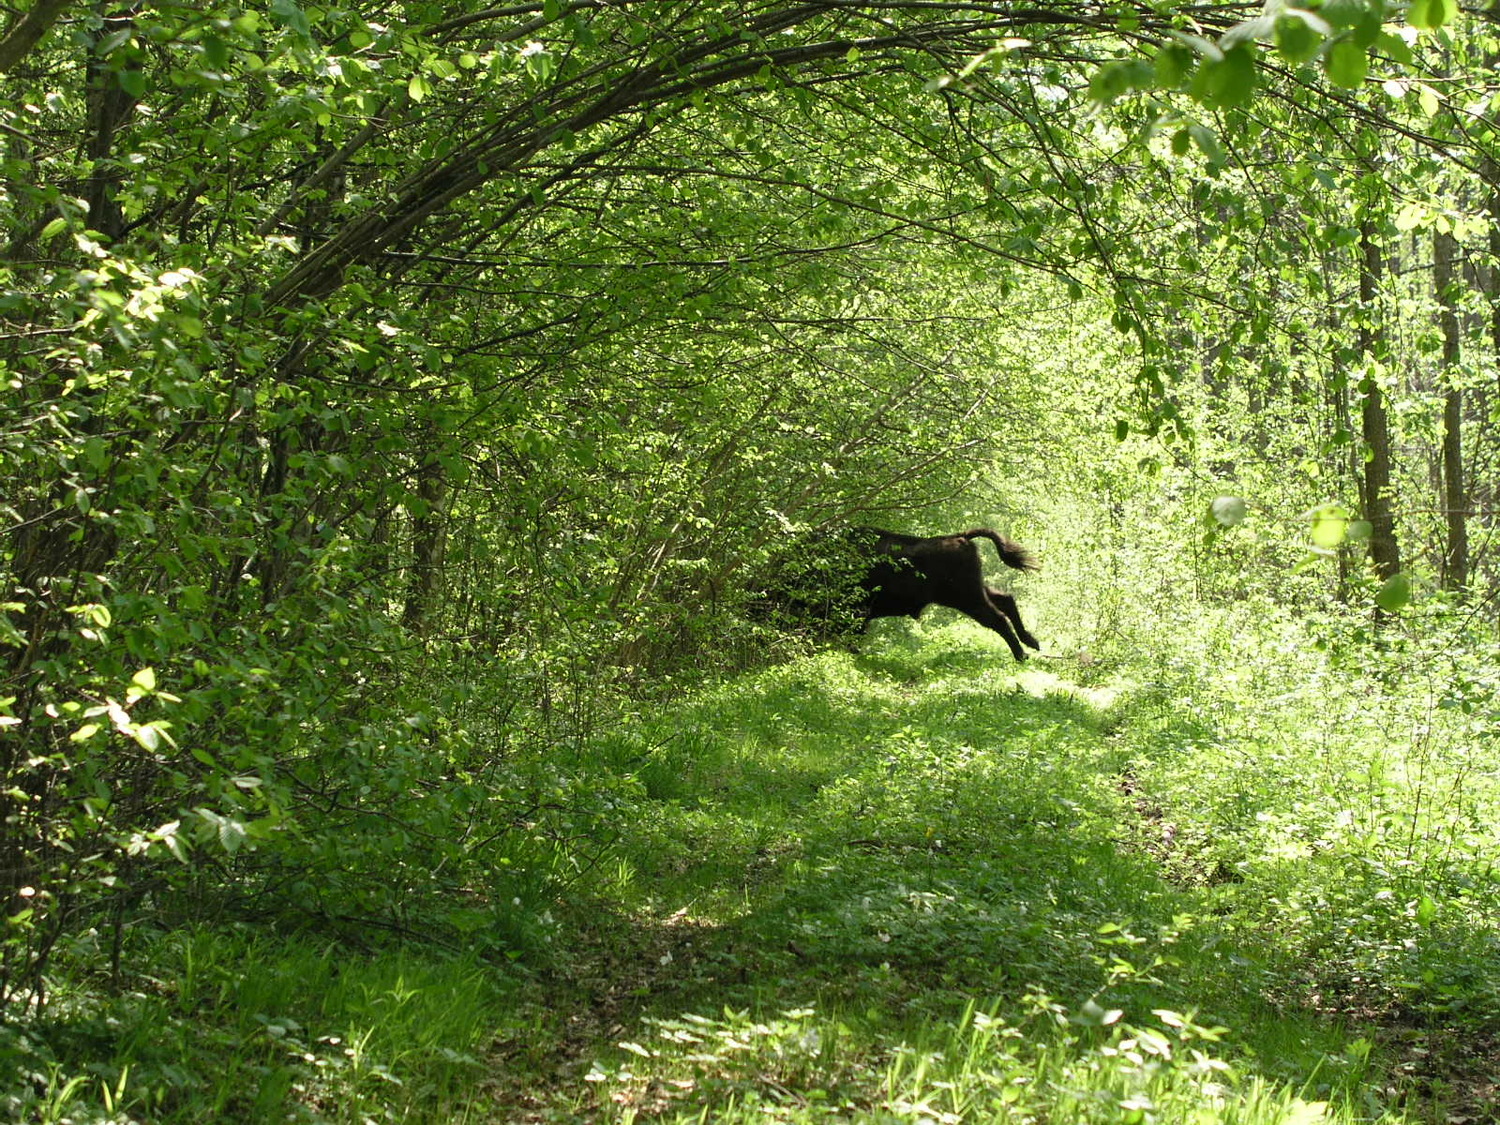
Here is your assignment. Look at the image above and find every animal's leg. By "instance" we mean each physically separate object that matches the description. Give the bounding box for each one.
[986,588,1040,651]
[944,589,1028,661]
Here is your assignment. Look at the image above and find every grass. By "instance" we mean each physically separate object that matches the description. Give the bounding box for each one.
[10,606,1500,1122]
[2,930,513,1123]
[493,622,1445,1123]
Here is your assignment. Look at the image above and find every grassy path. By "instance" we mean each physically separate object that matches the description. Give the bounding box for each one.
[23,623,1499,1122]
[491,629,1411,1124]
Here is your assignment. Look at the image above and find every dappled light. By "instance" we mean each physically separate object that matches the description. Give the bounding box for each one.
[5,0,1500,1121]
[483,625,1449,1122]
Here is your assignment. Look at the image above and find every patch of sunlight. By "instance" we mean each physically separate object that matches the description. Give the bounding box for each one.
[1014,667,1119,710]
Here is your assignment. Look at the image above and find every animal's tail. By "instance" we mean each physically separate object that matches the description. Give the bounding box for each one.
[963,528,1039,572]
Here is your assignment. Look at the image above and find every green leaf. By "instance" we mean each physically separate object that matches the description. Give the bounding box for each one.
[1351,7,1384,48]
[523,46,556,82]
[159,822,188,863]
[196,808,248,854]
[201,33,229,70]
[117,69,146,99]
[1407,0,1457,29]
[1274,14,1325,64]
[1189,123,1226,166]
[269,0,311,38]
[1323,37,1368,88]
[1167,30,1222,62]
[131,667,157,693]
[1374,572,1411,612]
[1154,44,1194,89]
[1376,29,1414,66]
[1308,504,1349,549]
[1089,59,1154,104]
[1196,45,1256,108]
[1415,894,1438,926]
[1320,0,1379,36]
[1221,14,1275,50]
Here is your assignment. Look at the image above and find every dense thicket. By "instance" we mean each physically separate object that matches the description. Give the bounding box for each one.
[0,0,1492,1010]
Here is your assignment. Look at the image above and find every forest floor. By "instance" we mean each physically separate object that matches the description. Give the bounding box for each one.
[15,622,1499,1123]
[472,625,1498,1124]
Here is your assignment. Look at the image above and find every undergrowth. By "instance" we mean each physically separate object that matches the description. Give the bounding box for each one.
[506,623,1417,1124]
[1,929,511,1123]
[9,604,1500,1122]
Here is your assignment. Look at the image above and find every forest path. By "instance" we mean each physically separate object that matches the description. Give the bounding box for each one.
[486,629,1438,1123]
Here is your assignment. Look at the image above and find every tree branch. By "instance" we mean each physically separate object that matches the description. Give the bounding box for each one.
[0,0,75,75]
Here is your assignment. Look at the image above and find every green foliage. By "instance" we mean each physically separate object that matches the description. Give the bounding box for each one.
[17,527,1500,1120]
[1407,0,1459,30]
[2,0,1499,1120]
[1057,522,1500,1043]
[584,1001,1363,1124]
[0,0,1092,1006]
[481,624,1437,1122]
[0,929,510,1123]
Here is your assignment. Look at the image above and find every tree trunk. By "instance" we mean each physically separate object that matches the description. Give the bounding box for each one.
[1489,160,1500,368]
[83,5,138,241]
[1434,228,1468,593]
[1319,247,1357,599]
[401,451,450,637]
[1358,218,1400,581]
[1476,157,1500,612]
[0,0,75,74]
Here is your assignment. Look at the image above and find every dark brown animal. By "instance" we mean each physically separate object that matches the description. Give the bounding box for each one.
[761,527,1040,660]
[858,529,1039,660]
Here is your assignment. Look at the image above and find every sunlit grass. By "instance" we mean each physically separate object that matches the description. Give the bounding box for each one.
[534,619,1420,1123]
[18,604,1500,1122]
[3,930,511,1124]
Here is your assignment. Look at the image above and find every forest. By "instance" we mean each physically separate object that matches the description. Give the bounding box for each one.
[4,0,1500,1121]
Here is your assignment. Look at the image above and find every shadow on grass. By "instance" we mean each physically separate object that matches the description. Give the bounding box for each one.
[506,626,1380,1119]
[615,631,1164,1001]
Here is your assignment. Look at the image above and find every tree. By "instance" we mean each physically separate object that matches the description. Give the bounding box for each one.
[1358,216,1402,582]
[0,0,1473,994]
[1434,227,1470,592]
